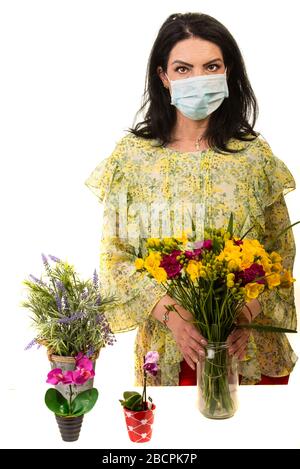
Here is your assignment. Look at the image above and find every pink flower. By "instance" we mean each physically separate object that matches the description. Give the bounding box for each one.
[62,370,75,384]
[145,351,159,364]
[72,353,95,385]
[194,239,213,250]
[72,367,95,385]
[143,351,159,377]
[143,362,159,376]
[160,250,183,278]
[46,368,65,385]
[75,354,94,371]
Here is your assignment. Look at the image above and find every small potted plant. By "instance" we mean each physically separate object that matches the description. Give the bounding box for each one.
[119,351,159,443]
[45,353,98,442]
[22,253,116,398]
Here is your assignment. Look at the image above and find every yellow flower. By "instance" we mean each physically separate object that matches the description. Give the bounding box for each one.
[146,238,161,248]
[199,268,207,278]
[186,260,201,281]
[265,272,281,289]
[134,258,144,270]
[272,262,283,273]
[227,257,242,271]
[151,267,168,283]
[260,256,272,274]
[144,251,161,272]
[240,252,255,269]
[226,273,235,288]
[270,251,282,264]
[244,282,265,300]
[174,230,189,245]
[280,269,296,288]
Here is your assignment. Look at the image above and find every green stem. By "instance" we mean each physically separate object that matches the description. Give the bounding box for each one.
[69,385,73,415]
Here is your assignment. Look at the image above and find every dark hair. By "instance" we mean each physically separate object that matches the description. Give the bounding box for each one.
[127,12,260,153]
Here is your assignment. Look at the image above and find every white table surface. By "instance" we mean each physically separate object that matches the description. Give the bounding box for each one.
[4,372,300,449]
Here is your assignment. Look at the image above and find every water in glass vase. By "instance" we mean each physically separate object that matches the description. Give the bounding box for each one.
[196,342,239,419]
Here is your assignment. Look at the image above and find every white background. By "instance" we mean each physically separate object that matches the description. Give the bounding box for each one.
[0,0,299,449]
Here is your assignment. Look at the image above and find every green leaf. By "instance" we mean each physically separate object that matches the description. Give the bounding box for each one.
[120,392,143,411]
[123,391,140,400]
[227,212,234,237]
[237,324,297,333]
[45,389,69,416]
[71,388,99,417]
[240,224,255,241]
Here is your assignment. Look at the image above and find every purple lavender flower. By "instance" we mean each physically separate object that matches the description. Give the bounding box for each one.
[48,254,61,263]
[55,280,64,291]
[96,294,102,306]
[55,293,62,312]
[24,338,38,351]
[29,274,46,286]
[86,346,95,358]
[93,269,99,289]
[57,311,85,324]
[96,314,104,324]
[41,253,52,275]
[41,253,49,265]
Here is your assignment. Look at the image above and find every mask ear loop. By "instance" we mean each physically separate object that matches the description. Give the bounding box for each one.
[163,71,171,89]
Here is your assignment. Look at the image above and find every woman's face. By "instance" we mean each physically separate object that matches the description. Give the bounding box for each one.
[158,36,226,87]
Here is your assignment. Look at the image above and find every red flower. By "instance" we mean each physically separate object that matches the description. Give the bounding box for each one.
[184,248,202,260]
[160,250,183,278]
[235,263,266,285]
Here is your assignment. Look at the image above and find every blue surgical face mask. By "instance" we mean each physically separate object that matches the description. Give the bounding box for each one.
[165,68,229,120]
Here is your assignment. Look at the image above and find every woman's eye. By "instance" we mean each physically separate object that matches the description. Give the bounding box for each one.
[207,64,220,72]
[175,66,189,74]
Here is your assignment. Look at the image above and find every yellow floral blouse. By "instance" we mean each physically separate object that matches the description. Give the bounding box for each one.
[85,132,298,386]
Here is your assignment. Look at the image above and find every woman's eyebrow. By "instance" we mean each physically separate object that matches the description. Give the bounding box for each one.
[171,58,223,67]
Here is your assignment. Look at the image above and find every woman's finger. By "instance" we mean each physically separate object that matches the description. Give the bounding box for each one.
[183,353,197,370]
[188,326,208,346]
[188,336,206,357]
[229,330,250,354]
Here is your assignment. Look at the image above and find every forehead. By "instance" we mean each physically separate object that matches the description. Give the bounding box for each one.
[168,37,223,63]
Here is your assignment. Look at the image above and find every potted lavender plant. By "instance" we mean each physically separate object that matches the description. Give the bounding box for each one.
[22,253,117,397]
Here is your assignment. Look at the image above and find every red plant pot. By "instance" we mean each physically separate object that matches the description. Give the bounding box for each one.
[123,404,156,443]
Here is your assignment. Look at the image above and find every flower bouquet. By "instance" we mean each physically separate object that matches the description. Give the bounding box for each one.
[119,351,159,442]
[22,254,116,397]
[45,353,98,441]
[134,216,297,418]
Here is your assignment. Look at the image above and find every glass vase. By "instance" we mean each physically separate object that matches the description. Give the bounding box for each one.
[196,341,239,419]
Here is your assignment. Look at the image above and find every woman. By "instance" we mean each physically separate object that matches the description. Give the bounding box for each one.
[85,12,297,386]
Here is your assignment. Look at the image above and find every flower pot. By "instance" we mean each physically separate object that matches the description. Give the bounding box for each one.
[49,353,98,399]
[196,342,239,419]
[123,404,156,443]
[55,414,84,442]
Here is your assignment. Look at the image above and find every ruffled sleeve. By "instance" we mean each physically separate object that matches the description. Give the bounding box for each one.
[84,135,166,333]
[259,137,296,207]
[84,138,125,204]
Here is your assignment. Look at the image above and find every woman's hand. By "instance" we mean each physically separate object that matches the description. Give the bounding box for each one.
[227,299,261,360]
[151,294,207,370]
